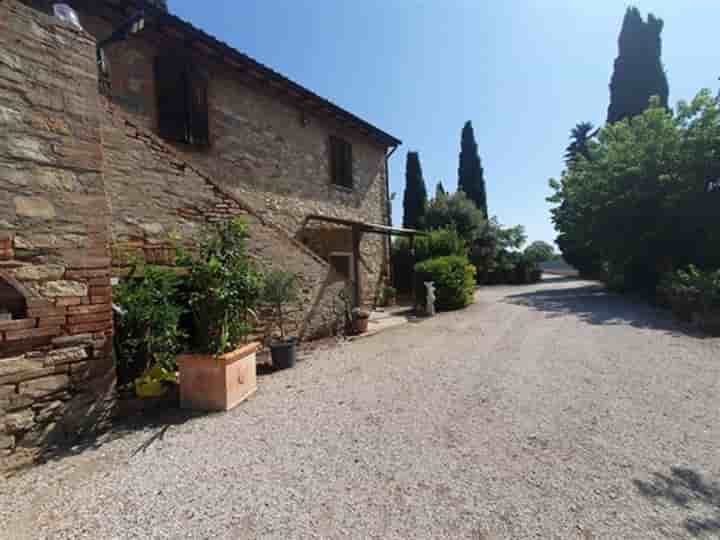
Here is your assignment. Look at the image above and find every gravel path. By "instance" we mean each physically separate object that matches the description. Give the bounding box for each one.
[2,277,719,539]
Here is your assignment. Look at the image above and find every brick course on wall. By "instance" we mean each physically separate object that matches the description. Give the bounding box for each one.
[0,1,114,470]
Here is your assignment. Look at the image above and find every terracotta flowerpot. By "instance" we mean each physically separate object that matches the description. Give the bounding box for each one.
[354,315,370,334]
[177,342,259,412]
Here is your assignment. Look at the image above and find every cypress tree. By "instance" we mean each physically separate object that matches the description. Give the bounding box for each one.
[457,121,488,217]
[402,152,428,230]
[564,122,596,167]
[147,0,169,11]
[435,181,447,199]
[607,7,669,124]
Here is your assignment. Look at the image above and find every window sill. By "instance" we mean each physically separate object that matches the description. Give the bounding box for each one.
[331,183,354,193]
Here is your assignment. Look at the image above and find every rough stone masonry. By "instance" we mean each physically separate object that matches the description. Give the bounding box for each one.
[1,0,397,469]
[0,0,115,469]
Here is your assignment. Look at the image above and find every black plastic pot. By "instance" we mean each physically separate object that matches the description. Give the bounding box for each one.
[270,338,297,370]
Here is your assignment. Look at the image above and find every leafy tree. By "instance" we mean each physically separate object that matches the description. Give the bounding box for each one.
[524,241,556,263]
[458,121,488,217]
[550,91,720,293]
[607,7,669,124]
[402,151,428,230]
[424,190,486,244]
[564,122,596,166]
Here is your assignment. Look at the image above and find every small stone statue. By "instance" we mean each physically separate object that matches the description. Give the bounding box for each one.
[424,281,436,317]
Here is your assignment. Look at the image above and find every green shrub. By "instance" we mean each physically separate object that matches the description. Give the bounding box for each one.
[392,228,466,293]
[414,256,476,311]
[262,269,300,340]
[183,218,264,355]
[114,265,186,386]
[660,266,720,318]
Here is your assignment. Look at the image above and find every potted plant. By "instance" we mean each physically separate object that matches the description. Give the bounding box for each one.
[352,307,371,334]
[381,285,397,307]
[177,218,264,411]
[263,269,301,369]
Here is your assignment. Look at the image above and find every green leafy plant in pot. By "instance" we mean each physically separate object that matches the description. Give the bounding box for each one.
[176,218,264,411]
[263,269,301,369]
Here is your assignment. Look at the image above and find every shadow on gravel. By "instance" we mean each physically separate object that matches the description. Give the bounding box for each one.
[504,281,708,338]
[36,407,202,468]
[635,467,720,537]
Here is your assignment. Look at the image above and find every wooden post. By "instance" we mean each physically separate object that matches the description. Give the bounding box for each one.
[409,234,416,306]
[352,225,361,309]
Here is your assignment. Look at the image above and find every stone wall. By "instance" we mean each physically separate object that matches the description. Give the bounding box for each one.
[70,3,391,306]
[0,1,114,469]
[103,102,348,339]
[0,0,395,469]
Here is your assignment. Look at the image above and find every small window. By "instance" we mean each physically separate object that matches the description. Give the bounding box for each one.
[155,54,209,146]
[329,252,354,280]
[329,136,353,188]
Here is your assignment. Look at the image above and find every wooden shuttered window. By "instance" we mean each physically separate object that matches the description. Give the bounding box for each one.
[155,54,209,147]
[330,136,353,189]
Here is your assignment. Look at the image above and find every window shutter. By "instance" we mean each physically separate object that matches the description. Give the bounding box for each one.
[189,66,210,146]
[329,136,353,188]
[155,54,189,143]
[330,136,340,185]
[344,140,353,188]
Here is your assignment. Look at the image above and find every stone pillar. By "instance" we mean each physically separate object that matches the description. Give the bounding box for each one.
[0,0,114,470]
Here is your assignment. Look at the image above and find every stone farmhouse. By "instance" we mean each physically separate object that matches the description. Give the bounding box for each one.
[0,0,402,466]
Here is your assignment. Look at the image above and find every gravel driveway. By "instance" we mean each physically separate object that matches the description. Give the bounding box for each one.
[2,277,719,539]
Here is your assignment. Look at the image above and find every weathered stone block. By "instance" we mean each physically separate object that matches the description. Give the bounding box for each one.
[51,333,93,347]
[18,374,70,399]
[0,434,14,450]
[43,346,87,367]
[17,422,61,448]
[0,355,38,377]
[0,394,33,412]
[13,264,65,281]
[13,196,56,219]
[34,400,65,423]
[0,385,16,400]
[40,280,88,297]
[3,409,35,433]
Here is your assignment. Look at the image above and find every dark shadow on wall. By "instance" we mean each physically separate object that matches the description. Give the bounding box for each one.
[503,280,708,338]
[635,467,720,537]
[298,268,346,341]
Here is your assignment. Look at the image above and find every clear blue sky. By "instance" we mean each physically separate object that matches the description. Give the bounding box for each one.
[171,0,719,246]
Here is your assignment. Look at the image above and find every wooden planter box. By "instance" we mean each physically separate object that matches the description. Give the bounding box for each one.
[177,342,259,412]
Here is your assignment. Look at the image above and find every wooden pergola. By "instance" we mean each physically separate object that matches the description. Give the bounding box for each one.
[303,214,426,308]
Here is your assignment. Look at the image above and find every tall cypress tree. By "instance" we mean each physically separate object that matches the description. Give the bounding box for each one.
[607,7,669,124]
[457,121,488,217]
[435,181,447,199]
[564,122,596,167]
[402,152,428,230]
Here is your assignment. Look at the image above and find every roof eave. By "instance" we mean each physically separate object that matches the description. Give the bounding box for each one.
[133,2,401,148]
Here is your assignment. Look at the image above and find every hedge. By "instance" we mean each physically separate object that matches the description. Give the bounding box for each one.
[392,228,466,293]
[414,255,477,311]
